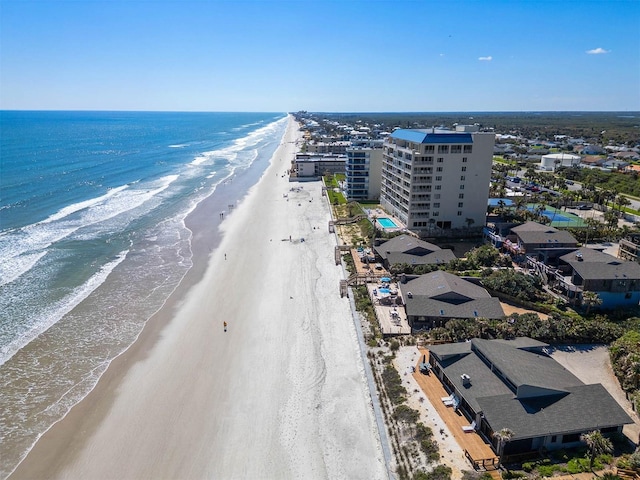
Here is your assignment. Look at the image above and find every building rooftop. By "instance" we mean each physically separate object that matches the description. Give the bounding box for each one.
[399,271,505,320]
[374,235,456,266]
[390,129,474,144]
[560,248,640,280]
[511,221,578,246]
[430,338,633,440]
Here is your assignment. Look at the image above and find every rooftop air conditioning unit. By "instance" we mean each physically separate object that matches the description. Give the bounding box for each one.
[461,374,471,386]
[407,292,413,298]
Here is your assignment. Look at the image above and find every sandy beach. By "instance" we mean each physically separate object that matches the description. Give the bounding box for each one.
[11,117,387,480]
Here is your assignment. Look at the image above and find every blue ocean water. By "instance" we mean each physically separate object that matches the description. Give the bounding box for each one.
[0,111,288,477]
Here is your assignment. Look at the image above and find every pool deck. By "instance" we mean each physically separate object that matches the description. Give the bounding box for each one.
[366,282,411,335]
[368,208,404,232]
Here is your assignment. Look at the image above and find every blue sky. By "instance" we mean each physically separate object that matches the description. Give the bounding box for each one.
[1,0,638,112]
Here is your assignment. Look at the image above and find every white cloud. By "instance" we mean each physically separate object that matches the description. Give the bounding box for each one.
[478,56,492,61]
[586,47,610,54]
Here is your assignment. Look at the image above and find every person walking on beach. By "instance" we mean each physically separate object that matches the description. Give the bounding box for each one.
[223,321,227,332]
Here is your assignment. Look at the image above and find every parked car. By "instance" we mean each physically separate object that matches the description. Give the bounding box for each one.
[565,180,575,185]
[577,204,591,210]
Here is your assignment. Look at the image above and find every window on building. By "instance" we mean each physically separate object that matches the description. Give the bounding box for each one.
[461,166,467,172]
[457,211,462,216]
[462,157,468,163]
[434,203,440,208]
[436,167,443,172]
[451,145,462,153]
[458,202,464,208]
[436,176,442,181]
[437,157,444,163]
[460,175,465,181]
[460,185,465,189]
[551,436,557,443]
[434,194,440,199]
[433,211,439,216]
[459,193,464,199]
[435,185,441,190]
[438,145,449,154]
[463,145,472,153]
[425,146,434,153]
[562,433,581,443]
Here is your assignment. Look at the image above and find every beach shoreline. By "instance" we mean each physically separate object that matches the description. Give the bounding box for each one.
[11,116,387,479]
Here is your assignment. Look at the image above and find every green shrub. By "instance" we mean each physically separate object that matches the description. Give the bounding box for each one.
[521,462,535,473]
[566,457,592,474]
[537,464,560,477]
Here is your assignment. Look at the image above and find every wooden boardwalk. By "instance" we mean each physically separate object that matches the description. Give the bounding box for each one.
[413,348,500,471]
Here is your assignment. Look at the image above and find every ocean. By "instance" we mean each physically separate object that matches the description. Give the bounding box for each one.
[0,110,288,477]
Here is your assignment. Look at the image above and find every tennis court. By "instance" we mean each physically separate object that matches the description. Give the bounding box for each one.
[527,205,586,227]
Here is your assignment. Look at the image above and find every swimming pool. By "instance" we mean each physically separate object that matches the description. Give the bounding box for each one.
[377,217,398,229]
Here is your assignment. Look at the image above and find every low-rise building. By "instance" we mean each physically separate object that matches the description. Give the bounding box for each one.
[374,235,456,269]
[428,338,632,458]
[292,153,346,178]
[502,221,579,265]
[619,233,640,263]
[398,271,504,331]
[550,248,640,309]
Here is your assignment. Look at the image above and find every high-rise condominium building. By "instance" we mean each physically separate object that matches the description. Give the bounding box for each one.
[380,125,495,235]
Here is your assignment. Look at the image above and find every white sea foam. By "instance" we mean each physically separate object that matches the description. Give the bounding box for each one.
[0,251,47,287]
[0,250,129,366]
[0,175,179,286]
[41,185,129,224]
[188,118,285,168]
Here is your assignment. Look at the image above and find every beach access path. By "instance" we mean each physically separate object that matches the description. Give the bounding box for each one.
[11,117,387,480]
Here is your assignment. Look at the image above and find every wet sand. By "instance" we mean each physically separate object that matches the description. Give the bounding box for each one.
[11,117,386,480]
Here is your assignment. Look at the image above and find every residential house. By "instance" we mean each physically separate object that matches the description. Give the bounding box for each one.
[550,248,640,308]
[398,271,504,331]
[502,221,579,265]
[373,235,456,269]
[428,338,633,458]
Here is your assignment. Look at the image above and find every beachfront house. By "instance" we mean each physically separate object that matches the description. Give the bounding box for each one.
[502,221,579,265]
[428,338,633,459]
[549,248,640,309]
[373,235,456,270]
[380,125,494,235]
[398,271,504,332]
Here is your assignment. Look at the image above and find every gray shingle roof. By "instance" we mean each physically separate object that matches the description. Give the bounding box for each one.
[478,384,633,440]
[510,221,578,246]
[430,338,633,440]
[560,248,640,280]
[471,339,583,395]
[375,235,456,266]
[399,271,505,320]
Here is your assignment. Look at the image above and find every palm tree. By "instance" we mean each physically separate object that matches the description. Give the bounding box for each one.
[580,430,613,471]
[615,194,631,215]
[494,428,514,468]
[582,291,603,314]
[465,217,475,230]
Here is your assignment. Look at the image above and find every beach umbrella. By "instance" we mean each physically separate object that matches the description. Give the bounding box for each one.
[381,277,391,283]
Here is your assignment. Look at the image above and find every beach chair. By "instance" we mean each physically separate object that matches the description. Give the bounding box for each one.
[462,420,476,433]
[441,394,453,403]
